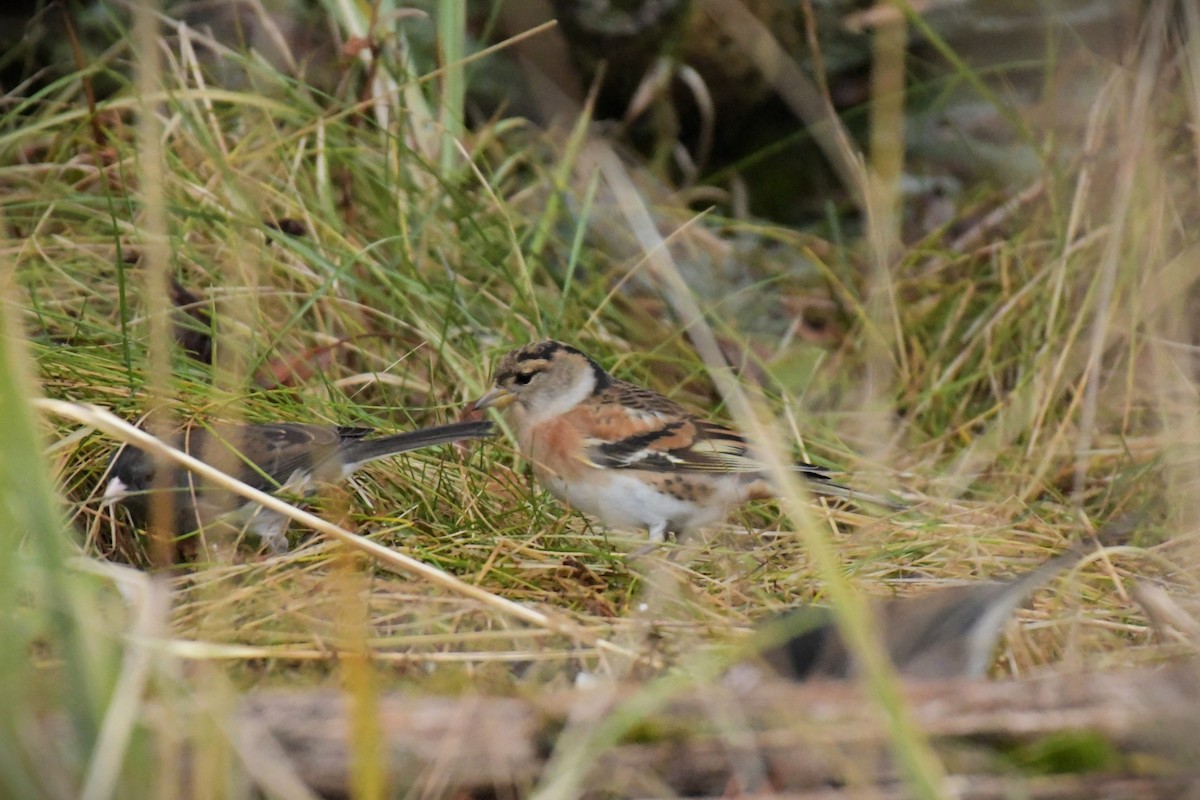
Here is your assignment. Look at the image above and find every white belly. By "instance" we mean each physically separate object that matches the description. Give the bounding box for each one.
[541,469,730,538]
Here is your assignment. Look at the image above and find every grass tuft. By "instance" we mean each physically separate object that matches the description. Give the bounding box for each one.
[1,1,1197,796]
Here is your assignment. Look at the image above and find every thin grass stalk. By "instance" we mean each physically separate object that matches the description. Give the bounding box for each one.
[0,236,106,791]
[897,0,1034,145]
[595,145,950,800]
[1186,2,1200,172]
[132,0,178,568]
[336,549,386,800]
[34,400,644,665]
[0,207,41,795]
[701,0,866,212]
[531,656,754,800]
[1016,72,1121,493]
[1071,4,1168,500]
[528,77,599,265]
[451,137,542,330]
[437,0,466,178]
[1,2,1188,793]
[79,576,170,800]
[861,1,906,461]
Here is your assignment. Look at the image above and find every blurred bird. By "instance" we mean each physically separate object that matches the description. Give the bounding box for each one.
[103,419,493,553]
[473,339,901,543]
[756,547,1087,681]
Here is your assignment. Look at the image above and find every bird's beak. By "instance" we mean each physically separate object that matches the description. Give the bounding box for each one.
[473,385,516,410]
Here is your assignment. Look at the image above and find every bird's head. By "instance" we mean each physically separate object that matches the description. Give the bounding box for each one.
[473,340,610,423]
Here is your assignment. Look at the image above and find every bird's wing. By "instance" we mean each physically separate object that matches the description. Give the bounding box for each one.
[560,380,896,509]
[189,423,343,490]
[574,381,842,481]
[563,379,749,472]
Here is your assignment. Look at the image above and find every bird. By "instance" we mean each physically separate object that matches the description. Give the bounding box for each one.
[472,339,900,544]
[755,547,1087,681]
[103,419,494,553]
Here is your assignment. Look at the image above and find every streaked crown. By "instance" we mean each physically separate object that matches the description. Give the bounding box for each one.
[488,340,611,420]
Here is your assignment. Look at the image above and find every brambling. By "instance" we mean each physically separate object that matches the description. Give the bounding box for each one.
[756,547,1086,681]
[104,419,493,553]
[472,340,900,543]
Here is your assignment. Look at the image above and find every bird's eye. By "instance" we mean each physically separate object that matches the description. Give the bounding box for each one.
[514,372,535,385]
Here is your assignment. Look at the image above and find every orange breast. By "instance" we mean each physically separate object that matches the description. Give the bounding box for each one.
[523,416,590,483]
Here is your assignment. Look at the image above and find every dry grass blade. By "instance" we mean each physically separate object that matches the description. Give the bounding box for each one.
[592,144,949,799]
[36,399,645,665]
[698,0,866,209]
[4,1,1198,796]
[79,574,169,800]
[1071,3,1170,501]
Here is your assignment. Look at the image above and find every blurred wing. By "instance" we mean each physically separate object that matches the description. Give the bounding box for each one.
[194,423,341,490]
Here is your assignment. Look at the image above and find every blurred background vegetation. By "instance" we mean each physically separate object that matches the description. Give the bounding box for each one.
[1,0,1198,797]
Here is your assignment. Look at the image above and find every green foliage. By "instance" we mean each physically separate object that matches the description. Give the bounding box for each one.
[1002,730,1123,776]
[0,1,1195,797]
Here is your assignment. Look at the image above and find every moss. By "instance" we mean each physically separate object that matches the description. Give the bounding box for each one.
[1001,730,1122,776]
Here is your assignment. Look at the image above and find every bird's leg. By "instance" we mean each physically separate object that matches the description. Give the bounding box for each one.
[630,522,689,560]
[629,521,670,559]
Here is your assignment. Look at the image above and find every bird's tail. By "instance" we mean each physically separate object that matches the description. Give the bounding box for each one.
[341,420,494,469]
[794,463,907,511]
